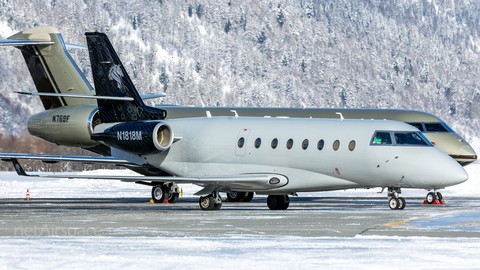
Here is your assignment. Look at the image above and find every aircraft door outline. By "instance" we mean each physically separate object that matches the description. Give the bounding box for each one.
[235,128,250,156]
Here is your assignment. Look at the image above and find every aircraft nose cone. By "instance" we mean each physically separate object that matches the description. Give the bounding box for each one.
[443,158,469,186]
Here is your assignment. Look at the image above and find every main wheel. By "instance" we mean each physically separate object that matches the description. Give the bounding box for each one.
[426,192,436,204]
[436,192,443,201]
[279,195,290,210]
[243,192,254,202]
[151,186,168,203]
[389,198,399,210]
[267,195,290,210]
[213,195,222,210]
[199,196,215,210]
[168,192,180,203]
[227,192,245,202]
[398,197,406,210]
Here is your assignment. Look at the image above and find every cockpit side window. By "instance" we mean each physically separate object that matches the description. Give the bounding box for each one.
[371,132,392,145]
[406,122,424,132]
[394,132,431,146]
[425,123,448,132]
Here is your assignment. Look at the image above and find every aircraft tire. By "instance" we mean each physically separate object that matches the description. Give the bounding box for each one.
[213,197,222,210]
[436,192,443,201]
[398,197,406,210]
[168,192,180,203]
[227,192,245,202]
[199,195,215,210]
[243,192,254,202]
[267,195,290,210]
[426,192,436,204]
[151,185,168,203]
[389,198,399,210]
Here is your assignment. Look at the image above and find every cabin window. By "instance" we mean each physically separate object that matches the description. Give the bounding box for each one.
[286,139,293,150]
[302,139,309,150]
[407,122,424,132]
[348,140,356,151]
[317,140,325,150]
[425,123,448,132]
[394,132,430,146]
[333,140,340,151]
[371,132,392,145]
[254,138,261,149]
[238,137,245,148]
[271,138,278,149]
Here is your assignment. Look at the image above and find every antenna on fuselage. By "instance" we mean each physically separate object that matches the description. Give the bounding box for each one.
[336,112,344,120]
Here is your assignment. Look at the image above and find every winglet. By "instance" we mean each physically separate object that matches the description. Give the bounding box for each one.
[11,159,29,176]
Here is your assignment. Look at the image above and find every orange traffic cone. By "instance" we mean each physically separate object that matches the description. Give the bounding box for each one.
[25,189,30,200]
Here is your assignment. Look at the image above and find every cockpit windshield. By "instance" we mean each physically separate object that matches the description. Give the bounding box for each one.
[394,132,431,146]
[371,132,392,145]
[371,131,432,146]
[406,122,454,133]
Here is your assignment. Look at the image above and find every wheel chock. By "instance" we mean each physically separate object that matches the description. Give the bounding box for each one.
[423,200,428,204]
[440,199,445,204]
[163,199,169,204]
[150,199,155,203]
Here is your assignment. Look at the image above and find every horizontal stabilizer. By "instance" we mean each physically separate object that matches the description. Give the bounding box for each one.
[140,94,166,100]
[0,39,54,46]
[16,91,134,101]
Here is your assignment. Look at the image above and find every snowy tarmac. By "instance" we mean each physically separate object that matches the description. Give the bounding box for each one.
[1,165,480,268]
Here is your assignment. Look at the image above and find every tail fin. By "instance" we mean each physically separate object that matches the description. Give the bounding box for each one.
[85,32,166,123]
[1,26,96,109]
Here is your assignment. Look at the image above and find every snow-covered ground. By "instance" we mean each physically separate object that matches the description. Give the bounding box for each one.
[1,236,480,269]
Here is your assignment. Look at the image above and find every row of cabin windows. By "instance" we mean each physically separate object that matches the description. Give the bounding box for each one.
[238,137,356,151]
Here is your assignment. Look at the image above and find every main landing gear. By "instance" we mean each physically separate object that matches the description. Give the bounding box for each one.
[267,195,290,210]
[151,183,180,203]
[387,187,406,210]
[226,191,254,202]
[425,191,444,204]
[199,191,222,210]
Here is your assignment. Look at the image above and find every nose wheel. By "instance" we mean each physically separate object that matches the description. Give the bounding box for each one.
[425,191,444,204]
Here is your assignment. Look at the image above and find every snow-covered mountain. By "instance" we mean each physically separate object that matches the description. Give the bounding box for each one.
[0,0,479,144]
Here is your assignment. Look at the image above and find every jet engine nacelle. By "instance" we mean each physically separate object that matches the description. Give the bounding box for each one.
[27,105,101,147]
[91,122,174,155]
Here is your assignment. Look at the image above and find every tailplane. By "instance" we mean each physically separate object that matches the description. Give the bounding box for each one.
[85,32,166,123]
[0,26,95,109]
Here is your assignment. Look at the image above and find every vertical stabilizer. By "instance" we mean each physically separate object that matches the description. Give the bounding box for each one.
[85,32,166,123]
[3,26,95,109]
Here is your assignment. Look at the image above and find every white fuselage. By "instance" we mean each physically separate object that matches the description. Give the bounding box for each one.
[139,117,467,194]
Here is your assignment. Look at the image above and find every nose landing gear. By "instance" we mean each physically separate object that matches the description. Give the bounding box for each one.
[424,191,445,205]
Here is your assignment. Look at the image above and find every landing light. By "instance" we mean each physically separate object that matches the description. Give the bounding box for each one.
[269,177,280,184]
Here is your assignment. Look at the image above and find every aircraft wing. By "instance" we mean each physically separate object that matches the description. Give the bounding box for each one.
[0,153,148,167]
[7,158,288,194]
